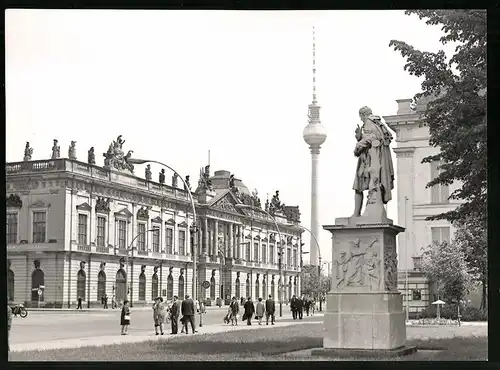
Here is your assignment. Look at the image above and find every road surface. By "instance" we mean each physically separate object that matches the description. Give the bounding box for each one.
[10,305,321,345]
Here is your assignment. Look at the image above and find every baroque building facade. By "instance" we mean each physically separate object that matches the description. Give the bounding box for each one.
[383,98,463,317]
[6,137,303,308]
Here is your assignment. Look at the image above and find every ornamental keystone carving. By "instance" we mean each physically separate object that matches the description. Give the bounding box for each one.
[95,197,111,214]
[103,135,134,173]
[335,236,380,290]
[7,194,23,208]
[137,206,149,220]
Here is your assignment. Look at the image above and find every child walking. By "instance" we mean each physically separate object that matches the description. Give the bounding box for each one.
[120,300,131,335]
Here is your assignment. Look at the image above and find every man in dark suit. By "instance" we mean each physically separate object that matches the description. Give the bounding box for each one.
[265,294,276,325]
[297,295,305,320]
[243,297,255,325]
[181,294,197,334]
[170,296,180,334]
[290,295,297,319]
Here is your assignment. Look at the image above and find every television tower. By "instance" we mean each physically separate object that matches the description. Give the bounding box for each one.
[302,27,327,266]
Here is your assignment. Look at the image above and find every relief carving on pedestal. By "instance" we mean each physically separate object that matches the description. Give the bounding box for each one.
[384,237,398,291]
[335,236,381,290]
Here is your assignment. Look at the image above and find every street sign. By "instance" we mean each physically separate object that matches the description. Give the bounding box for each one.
[201,280,210,289]
[37,289,42,296]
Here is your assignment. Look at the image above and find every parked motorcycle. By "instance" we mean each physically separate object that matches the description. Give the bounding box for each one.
[11,303,28,318]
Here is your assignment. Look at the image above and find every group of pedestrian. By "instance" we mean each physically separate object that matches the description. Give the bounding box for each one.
[231,295,275,326]
[290,295,315,320]
[119,294,202,336]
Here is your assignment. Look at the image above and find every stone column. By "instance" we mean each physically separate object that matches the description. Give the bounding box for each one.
[213,219,219,260]
[203,217,208,256]
[228,223,234,258]
[236,225,242,260]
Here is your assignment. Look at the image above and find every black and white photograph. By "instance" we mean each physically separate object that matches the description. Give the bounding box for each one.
[6,8,487,361]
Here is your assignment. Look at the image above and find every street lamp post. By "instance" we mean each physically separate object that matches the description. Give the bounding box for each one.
[126,228,158,307]
[235,203,284,317]
[293,224,323,310]
[127,158,198,302]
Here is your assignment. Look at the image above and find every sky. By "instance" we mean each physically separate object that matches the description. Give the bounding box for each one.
[6,9,455,265]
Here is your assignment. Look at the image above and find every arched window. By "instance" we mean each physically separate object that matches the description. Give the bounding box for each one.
[31,268,45,302]
[8,269,15,301]
[139,273,146,301]
[151,273,159,300]
[178,275,185,298]
[235,278,240,299]
[97,270,106,302]
[210,276,216,300]
[246,277,250,299]
[262,277,267,299]
[270,279,275,299]
[167,274,174,300]
[115,269,127,303]
[77,270,86,301]
[288,283,292,302]
[255,279,260,300]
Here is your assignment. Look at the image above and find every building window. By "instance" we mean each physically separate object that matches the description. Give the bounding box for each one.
[151,273,159,300]
[412,256,423,270]
[179,230,186,255]
[8,269,15,301]
[293,250,297,267]
[97,216,106,247]
[253,243,259,262]
[178,274,185,297]
[287,248,292,267]
[430,161,450,204]
[262,245,267,264]
[152,226,160,253]
[431,227,451,244]
[7,213,18,244]
[137,223,146,251]
[165,228,173,254]
[117,220,127,249]
[78,214,88,245]
[412,289,422,301]
[139,273,146,301]
[210,275,216,300]
[97,270,106,301]
[167,274,173,300]
[32,211,47,243]
[270,245,275,264]
[246,243,251,261]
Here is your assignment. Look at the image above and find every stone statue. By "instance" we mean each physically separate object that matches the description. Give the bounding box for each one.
[68,141,77,160]
[198,165,213,192]
[172,173,178,188]
[23,142,33,161]
[184,175,191,191]
[102,135,134,173]
[159,168,165,184]
[251,189,261,208]
[269,190,284,214]
[51,139,60,159]
[265,198,270,213]
[352,106,395,219]
[145,164,152,181]
[229,174,239,195]
[88,147,96,165]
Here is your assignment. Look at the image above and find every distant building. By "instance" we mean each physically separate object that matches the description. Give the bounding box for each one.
[383,98,463,317]
[6,138,303,308]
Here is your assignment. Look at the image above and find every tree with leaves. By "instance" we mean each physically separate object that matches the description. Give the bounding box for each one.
[389,10,487,228]
[420,240,473,304]
[300,264,330,297]
[453,217,488,311]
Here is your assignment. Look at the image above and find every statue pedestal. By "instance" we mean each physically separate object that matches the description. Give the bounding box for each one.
[315,219,416,357]
[198,190,216,204]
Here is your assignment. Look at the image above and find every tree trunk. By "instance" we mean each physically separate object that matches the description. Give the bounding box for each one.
[480,278,487,312]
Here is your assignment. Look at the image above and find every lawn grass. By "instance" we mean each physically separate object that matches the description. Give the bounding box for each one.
[9,323,488,361]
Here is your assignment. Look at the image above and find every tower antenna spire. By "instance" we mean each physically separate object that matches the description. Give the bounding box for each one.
[312,26,317,104]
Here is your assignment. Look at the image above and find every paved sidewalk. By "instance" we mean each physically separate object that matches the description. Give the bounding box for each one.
[10,316,323,353]
[26,306,228,313]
